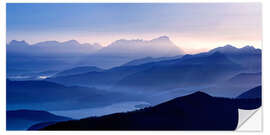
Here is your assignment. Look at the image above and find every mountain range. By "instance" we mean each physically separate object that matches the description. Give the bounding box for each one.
[209,45,261,55]
[7,37,261,72]
[48,45,261,94]
[7,43,261,103]
[6,36,262,130]
[96,36,184,57]
[209,45,261,72]
[7,36,185,71]
[112,52,242,92]
[7,40,102,54]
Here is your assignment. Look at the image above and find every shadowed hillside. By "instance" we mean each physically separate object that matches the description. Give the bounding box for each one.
[42,92,239,130]
[236,86,261,109]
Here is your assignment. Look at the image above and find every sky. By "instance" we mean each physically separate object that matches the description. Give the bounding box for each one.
[7,3,262,53]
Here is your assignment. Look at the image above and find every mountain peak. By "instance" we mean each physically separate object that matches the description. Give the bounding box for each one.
[158,36,169,40]
[241,45,254,49]
[34,41,59,46]
[223,44,236,48]
[7,39,102,54]
[167,91,212,104]
[63,40,80,45]
[192,91,212,97]
[99,36,184,57]
[8,40,29,46]
[151,36,170,42]
[224,44,236,48]
[240,45,256,51]
[209,44,261,55]
[214,44,238,51]
[240,45,261,54]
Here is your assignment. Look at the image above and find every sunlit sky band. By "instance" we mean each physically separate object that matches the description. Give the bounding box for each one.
[7,3,262,54]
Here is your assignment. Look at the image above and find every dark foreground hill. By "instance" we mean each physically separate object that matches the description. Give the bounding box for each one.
[7,110,71,130]
[236,86,261,109]
[237,86,261,99]
[42,92,239,130]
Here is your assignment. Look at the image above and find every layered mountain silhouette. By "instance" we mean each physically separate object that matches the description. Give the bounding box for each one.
[236,86,261,109]
[78,36,185,68]
[204,72,261,97]
[7,38,260,73]
[97,36,184,57]
[122,55,183,66]
[237,86,261,99]
[7,109,71,130]
[209,45,261,72]
[53,66,103,77]
[47,44,260,97]
[28,121,61,130]
[7,40,103,75]
[42,92,239,130]
[6,37,262,131]
[7,40,102,54]
[7,79,140,111]
[7,36,186,71]
[113,52,242,92]
[226,72,261,86]
[46,63,157,88]
[209,45,261,55]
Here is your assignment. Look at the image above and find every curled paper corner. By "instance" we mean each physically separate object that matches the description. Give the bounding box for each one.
[237,107,262,131]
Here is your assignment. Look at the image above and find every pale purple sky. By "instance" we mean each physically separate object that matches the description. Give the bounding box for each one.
[7,3,262,53]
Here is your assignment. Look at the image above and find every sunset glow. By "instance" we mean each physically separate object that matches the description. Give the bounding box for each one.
[7,3,262,52]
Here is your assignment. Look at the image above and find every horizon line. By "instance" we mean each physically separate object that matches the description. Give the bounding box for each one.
[6,35,261,54]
